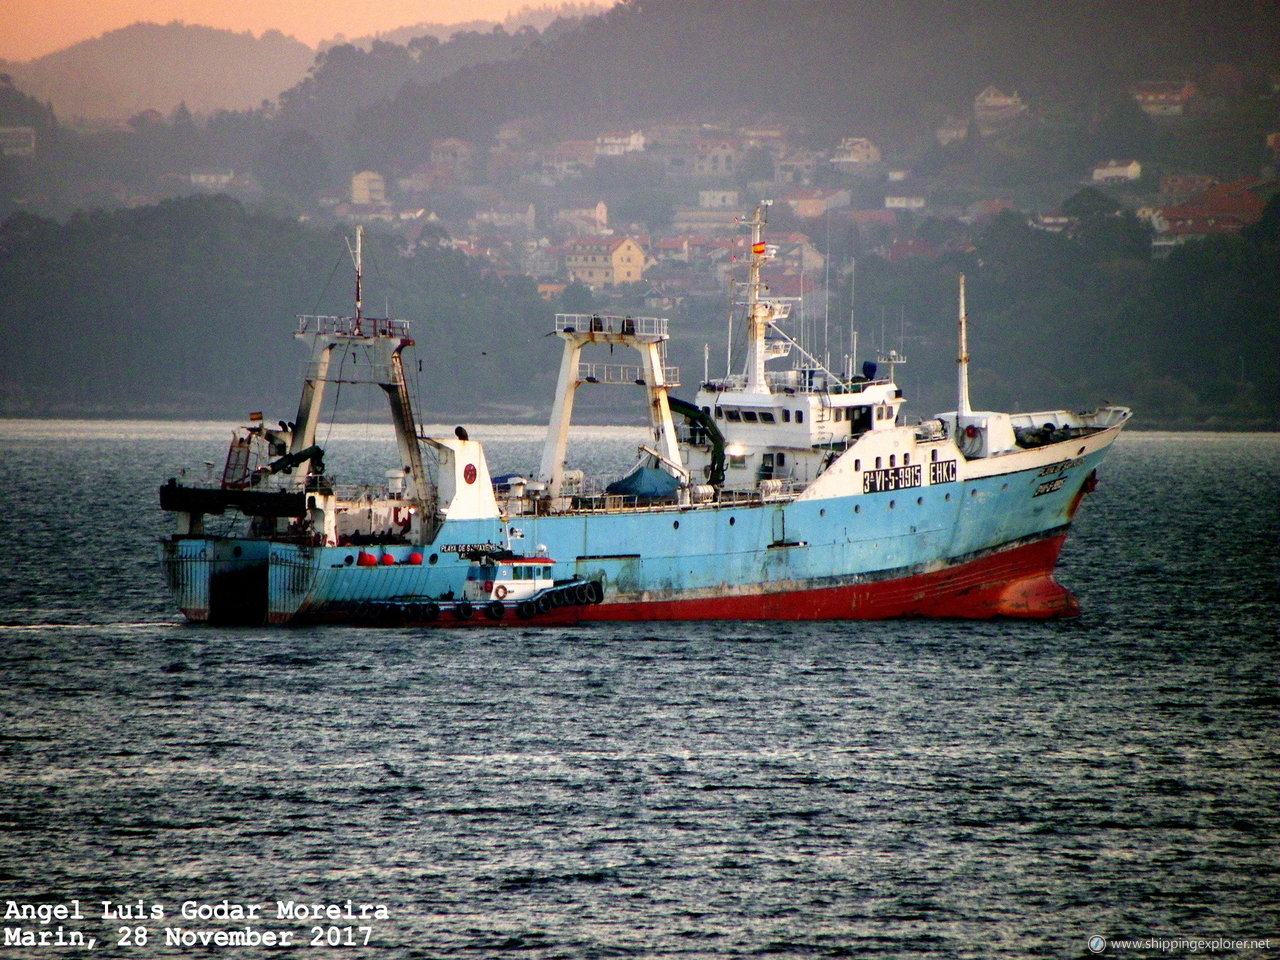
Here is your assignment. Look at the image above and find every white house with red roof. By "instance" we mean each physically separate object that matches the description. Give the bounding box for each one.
[1130,81,1197,117]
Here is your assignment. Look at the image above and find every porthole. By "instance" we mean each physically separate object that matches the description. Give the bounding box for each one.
[917,496,924,505]
[854,504,862,514]
[819,508,826,518]
[945,493,952,502]
[673,520,680,530]
[343,554,354,566]
[970,489,977,497]
[889,500,896,509]
[729,516,736,526]
[429,553,439,565]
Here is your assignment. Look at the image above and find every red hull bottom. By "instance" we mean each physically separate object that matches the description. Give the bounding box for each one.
[565,533,1079,622]
[288,533,1080,627]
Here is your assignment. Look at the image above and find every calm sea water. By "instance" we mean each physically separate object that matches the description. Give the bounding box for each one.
[0,422,1276,959]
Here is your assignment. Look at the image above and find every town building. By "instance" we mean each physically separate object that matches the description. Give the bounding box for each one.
[595,131,646,156]
[1130,81,1197,117]
[973,87,1028,133]
[1092,160,1143,183]
[351,170,386,205]
[830,137,882,170]
[564,236,647,288]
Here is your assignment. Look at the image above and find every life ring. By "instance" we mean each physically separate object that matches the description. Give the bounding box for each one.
[494,584,508,600]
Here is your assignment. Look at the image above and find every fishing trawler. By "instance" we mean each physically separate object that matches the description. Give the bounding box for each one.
[160,209,1130,625]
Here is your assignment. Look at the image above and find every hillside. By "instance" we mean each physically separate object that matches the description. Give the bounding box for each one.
[335,3,608,49]
[0,197,560,420]
[2,23,316,119]
[351,0,1280,164]
[1,196,1274,427]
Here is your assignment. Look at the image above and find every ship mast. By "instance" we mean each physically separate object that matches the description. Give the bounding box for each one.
[743,203,772,395]
[289,228,431,513]
[956,273,973,417]
[353,225,363,322]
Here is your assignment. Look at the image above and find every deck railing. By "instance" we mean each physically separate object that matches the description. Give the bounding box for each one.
[578,362,681,386]
[296,315,412,339]
[555,313,668,339]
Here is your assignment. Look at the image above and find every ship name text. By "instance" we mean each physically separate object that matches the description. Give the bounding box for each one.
[1038,457,1083,477]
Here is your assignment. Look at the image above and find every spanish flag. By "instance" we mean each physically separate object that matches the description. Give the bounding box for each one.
[752,241,767,256]
[249,411,264,422]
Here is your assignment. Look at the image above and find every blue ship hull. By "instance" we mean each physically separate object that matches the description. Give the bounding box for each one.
[161,426,1120,624]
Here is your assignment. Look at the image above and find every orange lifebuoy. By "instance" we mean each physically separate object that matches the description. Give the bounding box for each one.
[494,584,508,600]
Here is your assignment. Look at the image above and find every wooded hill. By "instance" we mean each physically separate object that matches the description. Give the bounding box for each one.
[0,23,315,119]
[1,195,1275,428]
[347,0,1280,168]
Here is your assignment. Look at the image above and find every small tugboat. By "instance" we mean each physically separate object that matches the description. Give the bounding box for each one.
[459,547,604,620]
[160,209,1130,626]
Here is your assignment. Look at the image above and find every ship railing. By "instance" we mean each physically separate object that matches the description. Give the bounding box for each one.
[1008,406,1129,434]
[578,362,681,387]
[701,371,893,394]
[296,315,412,340]
[556,313,669,340]
[498,475,801,516]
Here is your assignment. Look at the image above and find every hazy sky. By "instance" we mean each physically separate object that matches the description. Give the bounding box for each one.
[1,0,601,62]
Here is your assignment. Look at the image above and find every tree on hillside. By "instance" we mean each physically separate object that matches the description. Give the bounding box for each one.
[254,129,329,201]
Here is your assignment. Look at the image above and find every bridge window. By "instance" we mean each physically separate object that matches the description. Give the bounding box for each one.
[725,409,741,422]
[782,410,791,423]
[796,410,804,424]
[742,411,758,422]
[760,411,775,423]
